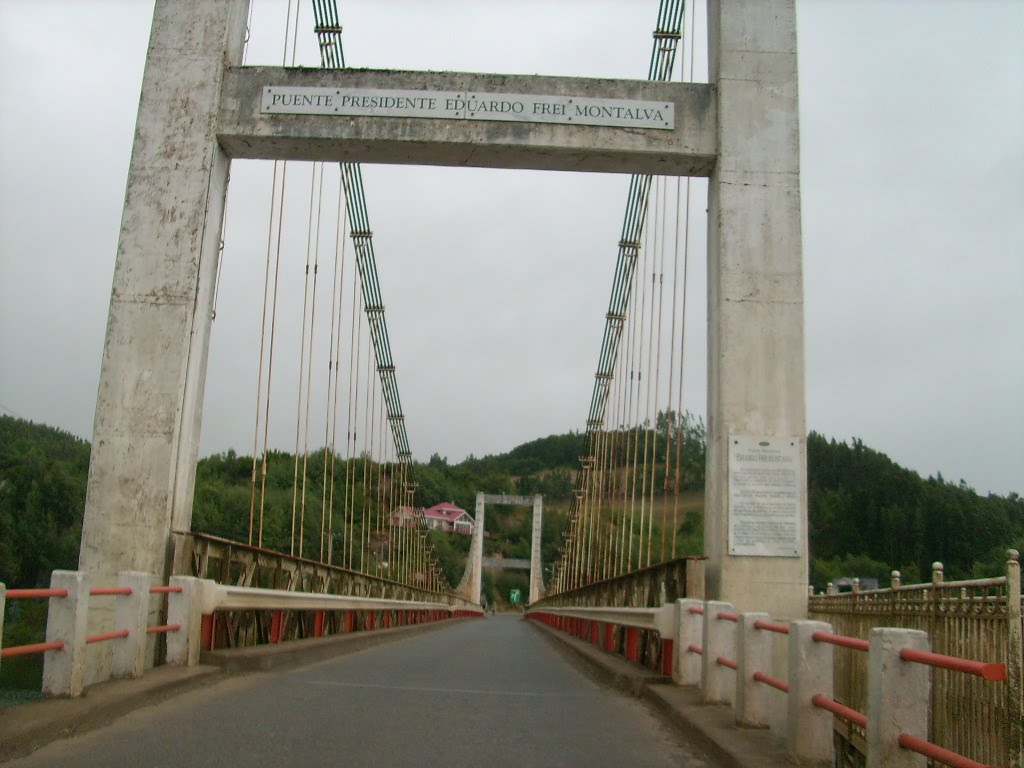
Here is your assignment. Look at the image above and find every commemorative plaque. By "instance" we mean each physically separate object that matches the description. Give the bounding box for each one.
[728,436,802,557]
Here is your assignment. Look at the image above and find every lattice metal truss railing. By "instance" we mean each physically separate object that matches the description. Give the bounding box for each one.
[553,0,685,594]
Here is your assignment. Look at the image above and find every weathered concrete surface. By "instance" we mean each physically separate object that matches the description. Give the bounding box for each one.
[866,628,929,768]
[78,0,249,682]
[456,493,486,604]
[217,67,717,175]
[529,494,545,602]
[704,0,809,622]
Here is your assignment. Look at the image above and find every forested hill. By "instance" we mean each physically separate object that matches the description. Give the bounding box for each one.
[0,417,90,589]
[1,414,1021,589]
[807,432,1022,583]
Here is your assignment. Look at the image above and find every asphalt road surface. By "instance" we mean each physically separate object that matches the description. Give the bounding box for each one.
[6,615,717,768]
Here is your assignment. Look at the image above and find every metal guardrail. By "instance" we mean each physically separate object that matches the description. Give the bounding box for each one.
[525,605,675,639]
[206,584,465,616]
[176,531,474,608]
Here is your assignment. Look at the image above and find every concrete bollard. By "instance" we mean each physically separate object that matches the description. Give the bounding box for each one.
[787,620,834,765]
[111,571,154,679]
[673,599,700,685]
[701,600,737,704]
[42,570,90,697]
[866,628,929,768]
[167,577,213,666]
[166,577,217,667]
[736,612,772,727]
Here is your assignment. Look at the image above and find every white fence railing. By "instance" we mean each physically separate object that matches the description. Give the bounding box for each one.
[1,571,482,698]
[527,583,1017,768]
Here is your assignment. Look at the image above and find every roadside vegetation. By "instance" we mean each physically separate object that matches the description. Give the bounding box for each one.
[2,413,1021,689]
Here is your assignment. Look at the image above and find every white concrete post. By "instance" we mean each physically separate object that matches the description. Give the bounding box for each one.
[736,612,772,727]
[674,599,704,686]
[1006,550,1023,768]
[79,0,249,585]
[866,628,929,768]
[787,620,834,764]
[701,600,737,704]
[166,576,207,666]
[42,570,90,698]
[528,495,544,603]
[704,0,809,623]
[111,571,154,679]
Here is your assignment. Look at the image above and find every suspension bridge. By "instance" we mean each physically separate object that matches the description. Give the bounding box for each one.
[0,2,1020,767]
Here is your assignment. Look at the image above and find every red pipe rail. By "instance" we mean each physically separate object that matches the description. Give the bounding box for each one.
[687,643,703,655]
[1,640,64,658]
[811,630,869,652]
[86,629,130,644]
[5,588,68,599]
[717,611,739,622]
[2,589,69,658]
[753,619,789,634]
[149,585,183,594]
[899,647,1006,682]
[753,671,789,693]
[687,605,704,615]
[716,655,738,670]
[89,587,133,596]
[811,693,867,729]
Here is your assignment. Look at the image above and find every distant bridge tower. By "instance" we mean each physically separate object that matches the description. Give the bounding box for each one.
[458,494,544,606]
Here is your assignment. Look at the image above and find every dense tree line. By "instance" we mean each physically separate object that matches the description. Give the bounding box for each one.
[0,416,89,588]
[807,432,1023,584]
[1,415,1021,594]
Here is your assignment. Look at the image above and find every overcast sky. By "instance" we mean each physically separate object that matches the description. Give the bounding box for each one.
[0,1,1021,497]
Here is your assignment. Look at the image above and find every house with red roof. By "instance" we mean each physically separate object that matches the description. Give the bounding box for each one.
[422,501,474,535]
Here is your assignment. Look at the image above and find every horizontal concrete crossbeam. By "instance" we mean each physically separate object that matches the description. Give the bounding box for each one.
[482,557,531,570]
[481,494,534,506]
[217,67,716,175]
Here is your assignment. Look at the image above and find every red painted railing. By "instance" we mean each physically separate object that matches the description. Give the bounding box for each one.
[811,693,867,728]
[753,671,789,693]
[86,629,130,644]
[811,630,869,652]
[753,619,789,635]
[5,588,67,600]
[1,588,69,658]
[898,647,1005,682]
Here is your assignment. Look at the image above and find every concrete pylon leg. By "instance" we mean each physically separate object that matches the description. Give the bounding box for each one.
[78,0,249,683]
[470,494,484,604]
[704,0,808,621]
[528,495,544,603]
[456,494,485,605]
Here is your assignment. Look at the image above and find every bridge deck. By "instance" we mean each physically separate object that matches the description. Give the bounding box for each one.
[8,616,716,767]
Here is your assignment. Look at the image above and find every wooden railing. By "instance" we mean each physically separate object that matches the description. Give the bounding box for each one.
[809,551,1022,767]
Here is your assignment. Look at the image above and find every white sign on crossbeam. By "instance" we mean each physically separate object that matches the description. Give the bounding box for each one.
[728,435,802,558]
[261,87,674,130]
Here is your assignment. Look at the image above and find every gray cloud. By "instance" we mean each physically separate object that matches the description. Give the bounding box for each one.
[0,1,1020,496]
